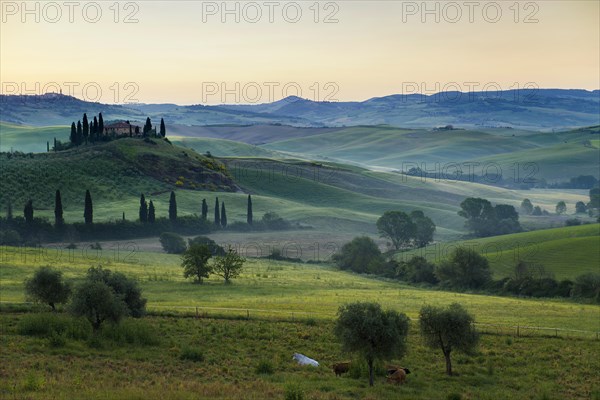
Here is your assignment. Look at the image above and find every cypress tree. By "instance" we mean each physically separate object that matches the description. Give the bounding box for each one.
[47,141,50,152]
[53,137,57,152]
[82,113,89,143]
[24,200,34,224]
[148,200,155,223]
[160,118,166,137]
[84,190,93,225]
[247,194,253,225]
[214,197,220,226]
[139,194,148,222]
[70,122,76,144]
[98,113,104,137]
[221,202,227,228]
[54,190,64,226]
[92,116,99,141]
[6,198,13,220]
[201,199,208,220]
[122,212,126,221]
[76,121,82,145]
[143,117,152,136]
[169,191,177,221]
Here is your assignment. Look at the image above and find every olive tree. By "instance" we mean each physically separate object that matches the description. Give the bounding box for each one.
[70,280,127,330]
[419,303,479,376]
[335,302,410,386]
[25,266,71,311]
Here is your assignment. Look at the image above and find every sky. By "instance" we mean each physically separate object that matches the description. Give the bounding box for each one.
[1,0,599,104]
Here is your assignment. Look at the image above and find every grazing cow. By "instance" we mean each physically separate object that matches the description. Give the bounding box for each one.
[386,366,411,385]
[332,362,351,376]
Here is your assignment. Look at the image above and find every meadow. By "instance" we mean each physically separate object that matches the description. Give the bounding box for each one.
[1,246,598,332]
[1,247,599,400]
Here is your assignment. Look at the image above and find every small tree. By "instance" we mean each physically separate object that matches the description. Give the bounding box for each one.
[148,200,156,223]
[169,191,177,221]
[247,195,253,225]
[333,236,383,274]
[376,211,416,250]
[435,247,491,289]
[212,246,245,283]
[25,266,71,311]
[70,280,127,330]
[419,303,479,376]
[201,199,208,220]
[86,266,147,317]
[575,201,587,214]
[410,210,436,248]
[143,117,152,136]
[84,190,93,225]
[556,201,567,215]
[532,206,543,216]
[520,199,534,215]
[221,202,227,228]
[160,232,187,254]
[24,199,34,224]
[139,194,148,223]
[54,190,64,227]
[182,244,213,283]
[335,302,410,386]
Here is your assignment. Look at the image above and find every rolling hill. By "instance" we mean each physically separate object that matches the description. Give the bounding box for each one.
[399,224,600,280]
[2,89,599,129]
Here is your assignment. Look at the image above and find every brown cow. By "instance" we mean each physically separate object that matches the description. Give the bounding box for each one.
[386,366,411,385]
[332,362,351,376]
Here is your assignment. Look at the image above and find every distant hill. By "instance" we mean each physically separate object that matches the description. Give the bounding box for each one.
[1,89,598,130]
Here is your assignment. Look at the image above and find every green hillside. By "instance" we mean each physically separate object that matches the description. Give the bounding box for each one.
[171,136,285,158]
[0,122,69,153]
[399,224,600,280]
[0,138,235,213]
[262,126,600,181]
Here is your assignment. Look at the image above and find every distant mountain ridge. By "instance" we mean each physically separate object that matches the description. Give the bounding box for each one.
[1,89,598,130]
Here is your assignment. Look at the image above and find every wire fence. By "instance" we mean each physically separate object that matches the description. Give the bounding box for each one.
[2,301,598,340]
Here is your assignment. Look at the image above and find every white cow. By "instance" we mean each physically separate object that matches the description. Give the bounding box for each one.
[292,353,319,367]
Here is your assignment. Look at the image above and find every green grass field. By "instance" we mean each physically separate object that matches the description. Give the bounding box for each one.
[1,246,598,331]
[1,246,599,399]
[399,224,600,280]
[0,122,69,153]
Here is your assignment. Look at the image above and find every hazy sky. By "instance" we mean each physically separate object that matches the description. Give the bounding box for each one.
[1,1,598,104]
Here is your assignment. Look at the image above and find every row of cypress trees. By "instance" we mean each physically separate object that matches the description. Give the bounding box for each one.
[142,192,254,228]
[20,191,254,229]
[69,113,104,145]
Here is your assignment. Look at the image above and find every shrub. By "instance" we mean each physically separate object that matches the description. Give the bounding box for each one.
[180,347,204,362]
[100,319,159,346]
[160,232,187,254]
[565,219,581,226]
[255,360,274,374]
[435,247,491,289]
[188,235,225,256]
[572,273,600,303]
[86,266,147,317]
[70,280,128,330]
[333,236,384,274]
[397,256,438,284]
[18,313,92,340]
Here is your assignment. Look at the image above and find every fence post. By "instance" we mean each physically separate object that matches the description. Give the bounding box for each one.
[247,309,250,320]
[516,325,520,337]
[555,329,558,337]
[196,307,199,319]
